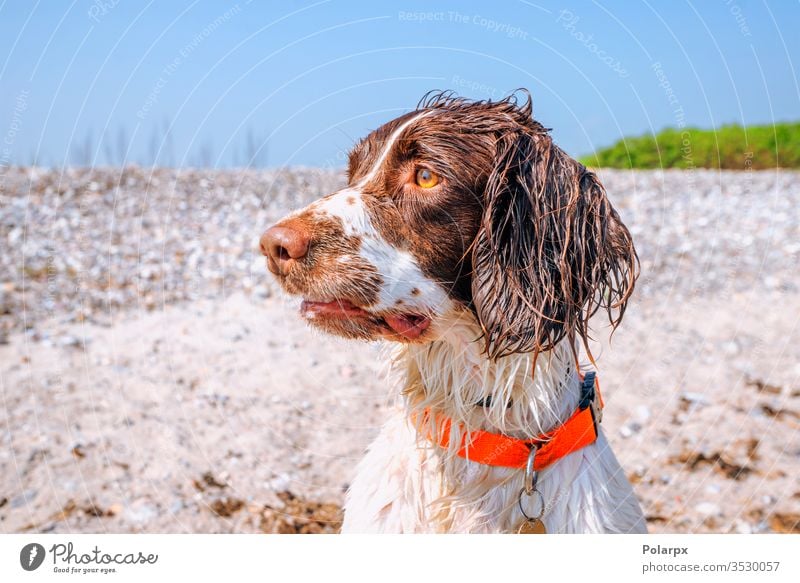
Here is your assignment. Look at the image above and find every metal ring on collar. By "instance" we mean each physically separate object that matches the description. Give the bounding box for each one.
[524,446,539,495]
[517,487,545,521]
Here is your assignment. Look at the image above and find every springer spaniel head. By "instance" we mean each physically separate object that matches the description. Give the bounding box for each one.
[260,92,637,359]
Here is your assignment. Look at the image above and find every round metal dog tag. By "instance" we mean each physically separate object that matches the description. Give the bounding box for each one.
[517,518,547,534]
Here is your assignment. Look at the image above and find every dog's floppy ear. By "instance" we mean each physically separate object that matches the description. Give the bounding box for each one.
[471,121,638,360]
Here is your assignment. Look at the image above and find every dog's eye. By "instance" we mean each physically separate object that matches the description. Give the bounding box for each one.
[415,168,439,189]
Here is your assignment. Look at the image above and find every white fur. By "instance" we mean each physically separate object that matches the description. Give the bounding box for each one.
[342,311,647,533]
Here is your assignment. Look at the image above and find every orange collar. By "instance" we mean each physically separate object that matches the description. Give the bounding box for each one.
[418,372,603,471]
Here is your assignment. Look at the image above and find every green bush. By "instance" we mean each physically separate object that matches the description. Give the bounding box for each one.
[580,123,800,169]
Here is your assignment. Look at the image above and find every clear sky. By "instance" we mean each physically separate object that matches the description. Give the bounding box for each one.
[0,0,798,168]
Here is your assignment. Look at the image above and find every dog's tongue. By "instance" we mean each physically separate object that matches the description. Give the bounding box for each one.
[383,314,430,340]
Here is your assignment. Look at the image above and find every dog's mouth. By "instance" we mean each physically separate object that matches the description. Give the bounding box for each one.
[300,299,431,341]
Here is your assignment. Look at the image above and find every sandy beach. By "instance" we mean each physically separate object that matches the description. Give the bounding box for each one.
[1,166,798,533]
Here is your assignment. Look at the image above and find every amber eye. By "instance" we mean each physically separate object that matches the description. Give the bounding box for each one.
[415,168,440,188]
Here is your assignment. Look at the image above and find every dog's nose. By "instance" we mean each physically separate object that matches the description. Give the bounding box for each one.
[260,224,310,275]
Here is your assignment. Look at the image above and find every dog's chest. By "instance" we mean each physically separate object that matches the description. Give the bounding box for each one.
[341,339,647,533]
[342,409,648,534]
[342,411,523,533]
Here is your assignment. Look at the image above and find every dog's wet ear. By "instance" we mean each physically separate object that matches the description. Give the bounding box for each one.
[471,124,638,360]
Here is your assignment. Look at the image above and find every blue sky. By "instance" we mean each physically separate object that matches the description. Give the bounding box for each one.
[0,0,797,168]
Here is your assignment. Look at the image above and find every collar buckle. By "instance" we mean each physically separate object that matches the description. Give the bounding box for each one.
[578,371,602,432]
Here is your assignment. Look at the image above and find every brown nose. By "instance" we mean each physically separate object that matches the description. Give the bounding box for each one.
[260,224,310,275]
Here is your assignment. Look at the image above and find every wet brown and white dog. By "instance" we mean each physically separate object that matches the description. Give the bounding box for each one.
[260,92,647,533]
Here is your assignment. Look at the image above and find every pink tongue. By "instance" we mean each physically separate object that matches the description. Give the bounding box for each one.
[383,314,430,340]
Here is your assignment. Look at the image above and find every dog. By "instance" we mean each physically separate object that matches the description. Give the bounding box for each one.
[260,92,647,533]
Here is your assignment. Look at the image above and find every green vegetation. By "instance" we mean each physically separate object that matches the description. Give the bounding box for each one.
[580,122,800,169]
